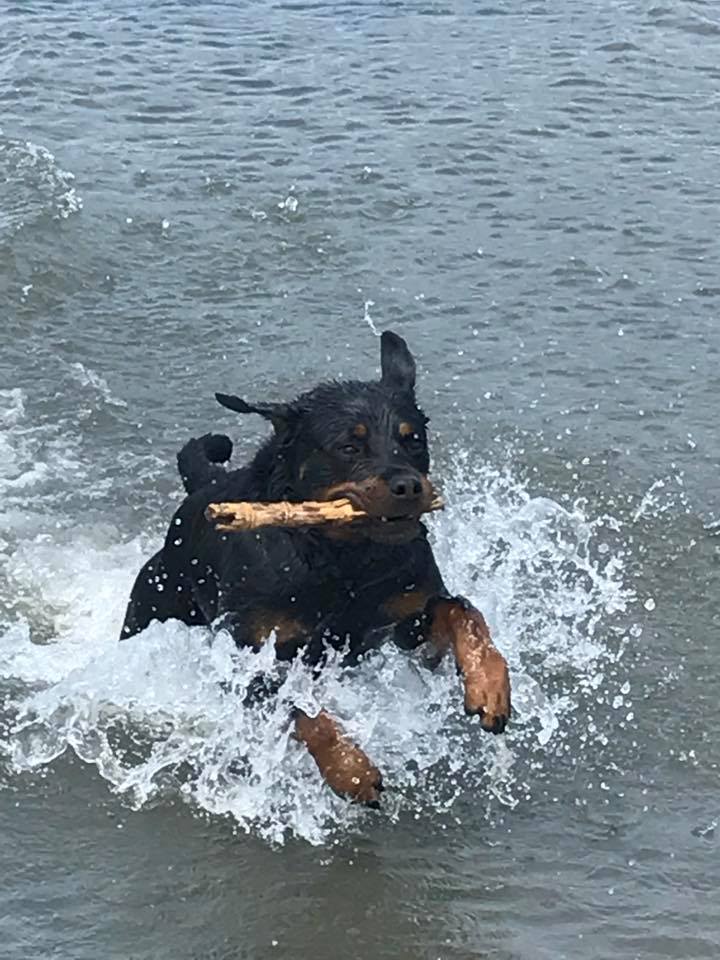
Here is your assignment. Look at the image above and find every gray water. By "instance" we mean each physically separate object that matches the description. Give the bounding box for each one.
[1,1,719,957]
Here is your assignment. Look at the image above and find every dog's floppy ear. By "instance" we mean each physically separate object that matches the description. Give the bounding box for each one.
[215,393,296,433]
[380,331,416,394]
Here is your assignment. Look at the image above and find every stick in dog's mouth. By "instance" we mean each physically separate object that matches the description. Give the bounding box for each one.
[205,495,444,533]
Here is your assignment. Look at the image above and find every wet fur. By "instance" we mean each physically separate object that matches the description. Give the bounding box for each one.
[122,333,443,661]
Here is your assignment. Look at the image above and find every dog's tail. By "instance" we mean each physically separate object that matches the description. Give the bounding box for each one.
[177,433,233,494]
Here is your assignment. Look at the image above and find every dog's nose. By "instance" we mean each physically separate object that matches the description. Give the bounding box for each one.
[389,474,423,500]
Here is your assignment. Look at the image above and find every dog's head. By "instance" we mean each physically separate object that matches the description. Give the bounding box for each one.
[216,331,436,543]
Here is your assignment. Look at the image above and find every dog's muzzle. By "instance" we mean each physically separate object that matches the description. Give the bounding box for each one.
[322,472,436,543]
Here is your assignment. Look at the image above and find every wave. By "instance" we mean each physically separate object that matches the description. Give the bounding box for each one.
[0,135,82,240]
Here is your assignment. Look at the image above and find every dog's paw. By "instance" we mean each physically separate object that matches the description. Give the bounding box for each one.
[323,740,384,807]
[429,598,511,734]
[462,647,512,734]
[294,709,384,807]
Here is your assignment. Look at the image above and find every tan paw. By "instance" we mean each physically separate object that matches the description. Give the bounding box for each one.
[462,645,512,734]
[295,709,384,806]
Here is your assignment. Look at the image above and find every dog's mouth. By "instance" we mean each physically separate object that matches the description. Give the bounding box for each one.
[365,514,422,544]
[321,477,436,544]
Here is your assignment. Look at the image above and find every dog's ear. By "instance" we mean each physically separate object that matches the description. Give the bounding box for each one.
[380,331,416,394]
[215,393,297,433]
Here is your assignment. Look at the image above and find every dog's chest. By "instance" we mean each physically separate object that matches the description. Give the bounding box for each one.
[289,549,426,639]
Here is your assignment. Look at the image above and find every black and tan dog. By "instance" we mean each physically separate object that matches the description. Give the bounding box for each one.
[121,332,511,806]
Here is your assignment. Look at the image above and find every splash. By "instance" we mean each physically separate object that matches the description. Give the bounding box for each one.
[0,135,82,238]
[0,388,85,522]
[66,362,128,409]
[0,423,634,844]
[363,299,381,337]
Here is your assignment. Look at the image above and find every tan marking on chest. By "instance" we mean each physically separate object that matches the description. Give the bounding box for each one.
[381,589,430,622]
[250,611,308,647]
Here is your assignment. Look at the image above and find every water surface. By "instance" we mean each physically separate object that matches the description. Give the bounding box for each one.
[1,2,719,958]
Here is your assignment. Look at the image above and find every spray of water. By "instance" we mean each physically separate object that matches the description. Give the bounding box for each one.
[0,389,635,845]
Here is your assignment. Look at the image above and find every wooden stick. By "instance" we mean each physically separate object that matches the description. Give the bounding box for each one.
[205,495,444,532]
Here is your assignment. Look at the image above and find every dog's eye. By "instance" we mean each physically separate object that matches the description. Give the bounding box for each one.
[403,433,425,452]
[339,443,360,457]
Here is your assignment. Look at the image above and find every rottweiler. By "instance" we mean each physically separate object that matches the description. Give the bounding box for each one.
[121,332,511,806]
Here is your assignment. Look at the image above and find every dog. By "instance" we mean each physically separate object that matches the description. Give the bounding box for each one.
[121,332,511,806]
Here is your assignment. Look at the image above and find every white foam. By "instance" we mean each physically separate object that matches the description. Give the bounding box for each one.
[0,136,82,236]
[23,139,83,219]
[66,362,128,409]
[0,389,86,534]
[0,430,633,845]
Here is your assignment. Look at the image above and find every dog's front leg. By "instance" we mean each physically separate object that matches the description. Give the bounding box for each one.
[386,589,511,733]
[293,709,383,807]
[425,597,511,734]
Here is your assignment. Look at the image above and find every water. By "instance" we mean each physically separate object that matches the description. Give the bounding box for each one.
[1,1,719,957]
